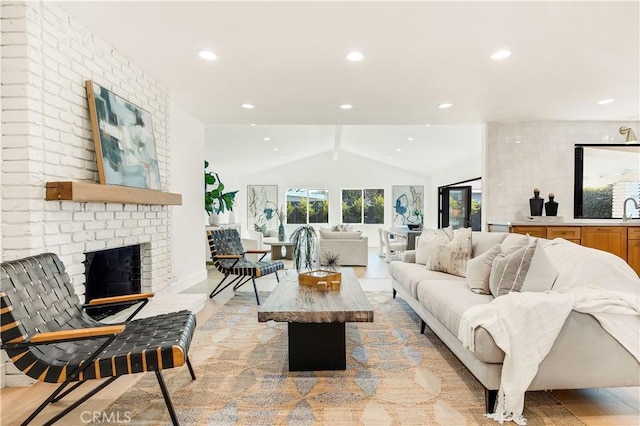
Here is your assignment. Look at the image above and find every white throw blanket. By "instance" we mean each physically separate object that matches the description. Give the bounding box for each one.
[458,285,640,425]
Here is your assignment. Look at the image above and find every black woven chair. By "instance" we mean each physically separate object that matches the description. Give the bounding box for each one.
[0,253,196,426]
[207,228,284,305]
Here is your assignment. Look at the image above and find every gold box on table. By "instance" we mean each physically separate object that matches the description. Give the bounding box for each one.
[298,270,342,291]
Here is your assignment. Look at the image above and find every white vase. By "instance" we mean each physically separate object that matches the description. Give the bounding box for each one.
[208,213,220,226]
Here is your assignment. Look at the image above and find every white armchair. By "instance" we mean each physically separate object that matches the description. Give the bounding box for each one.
[382,229,408,262]
[246,228,279,250]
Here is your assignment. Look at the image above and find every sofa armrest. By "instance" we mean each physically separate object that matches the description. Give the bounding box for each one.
[401,250,417,263]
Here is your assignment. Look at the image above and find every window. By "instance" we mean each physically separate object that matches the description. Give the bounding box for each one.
[342,189,384,224]
[286,189,329,224]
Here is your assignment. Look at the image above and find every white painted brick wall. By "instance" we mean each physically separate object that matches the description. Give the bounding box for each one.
[1,2,175,387]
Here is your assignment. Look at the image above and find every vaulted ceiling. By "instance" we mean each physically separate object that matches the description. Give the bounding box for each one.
[58,1,639,174]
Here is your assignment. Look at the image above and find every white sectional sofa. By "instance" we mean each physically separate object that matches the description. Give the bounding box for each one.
[389,230,640,414]
[318,228,368,266]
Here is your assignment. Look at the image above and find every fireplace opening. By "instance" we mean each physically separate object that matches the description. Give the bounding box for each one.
[84,245,141,319]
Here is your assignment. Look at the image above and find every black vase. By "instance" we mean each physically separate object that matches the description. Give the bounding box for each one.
[529,190,544,216]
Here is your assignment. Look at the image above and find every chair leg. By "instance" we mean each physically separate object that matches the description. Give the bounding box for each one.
[22,376,118,426]
[252,277,260,305]
[392,288,397,299]
[275,270,280,283]
[155,370,180,426]
[420,320,426,335]
[186,356,196,380]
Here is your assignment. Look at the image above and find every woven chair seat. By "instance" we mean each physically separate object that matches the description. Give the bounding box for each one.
[6,310,196,383]
[217,258,284,277]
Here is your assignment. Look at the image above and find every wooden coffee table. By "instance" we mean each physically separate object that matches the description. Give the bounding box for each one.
[257,269,374,371]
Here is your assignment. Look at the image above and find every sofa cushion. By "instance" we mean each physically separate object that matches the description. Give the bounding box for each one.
[472,231,508,258]
[466,243,502,295]
[319,229,362,240]
[500,233,529,252]
[389,261,464,297]
[520,239,558,292]
[416,227,452,265]
[331,224,354,232]
[428,227,472,277]
[416,280,503,363]
[489,241,536,297]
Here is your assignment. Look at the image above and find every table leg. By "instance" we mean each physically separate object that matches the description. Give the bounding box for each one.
[271,245,282,260]
[288,322,346,371]
[284,245,294,260]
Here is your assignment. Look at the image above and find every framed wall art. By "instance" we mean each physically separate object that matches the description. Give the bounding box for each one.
[86,80,162,190]
[247,185,278,233]
[392,185,424,226]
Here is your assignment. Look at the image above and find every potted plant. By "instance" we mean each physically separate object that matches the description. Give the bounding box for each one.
[205,160,238,225]
[290,225,318,272]
[408,207,424,229]
[450,196,461,218]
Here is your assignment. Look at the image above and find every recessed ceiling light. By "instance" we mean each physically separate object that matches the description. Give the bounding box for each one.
[250,123,257,126]
[396,148,402,152]
[387,156,393,159]
[597,99,614,105]
[198,49,218,61]
[273,148,279,152]
[346,51,364,62]
[438,103,453,109]
[264,137,271,141]
[490,49,512,60]
[407,137,414,141]
[241,104,254,109]
[340,104,353,110]
[425,124,431,127]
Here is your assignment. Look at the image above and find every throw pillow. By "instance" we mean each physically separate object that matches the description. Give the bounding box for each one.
[466,243,502,294]
[489,241,536,297]
[254,223,269,238]
[416,226,453,265]
[520,239,558,292]
[331,224,353,232]
[427,227,472,277]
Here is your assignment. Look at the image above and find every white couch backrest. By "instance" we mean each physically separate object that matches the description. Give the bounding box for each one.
[544,238,639,290]
[471,232,508,258]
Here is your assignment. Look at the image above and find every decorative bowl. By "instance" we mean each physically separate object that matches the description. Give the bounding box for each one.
[407,224,422,230]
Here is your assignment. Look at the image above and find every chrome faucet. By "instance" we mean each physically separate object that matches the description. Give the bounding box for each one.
[623,197,640,221]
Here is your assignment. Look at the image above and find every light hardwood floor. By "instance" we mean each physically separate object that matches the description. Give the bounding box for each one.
[1,249,638,425]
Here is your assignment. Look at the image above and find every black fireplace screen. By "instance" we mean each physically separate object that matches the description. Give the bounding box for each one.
[84,245,141,319]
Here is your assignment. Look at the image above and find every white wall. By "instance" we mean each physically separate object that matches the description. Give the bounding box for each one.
[170,102,207,292]
[485,121,640,224]
[236,151,431,245]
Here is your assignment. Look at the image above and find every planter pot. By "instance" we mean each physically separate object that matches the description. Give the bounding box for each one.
[208,213,220,226]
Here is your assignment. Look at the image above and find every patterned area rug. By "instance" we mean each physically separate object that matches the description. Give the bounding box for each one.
[105,292,582,425]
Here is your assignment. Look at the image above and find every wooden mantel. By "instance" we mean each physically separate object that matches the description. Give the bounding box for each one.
[46,181,182,205]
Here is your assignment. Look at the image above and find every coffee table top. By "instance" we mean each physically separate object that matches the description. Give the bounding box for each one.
[257,269,374,323]
[264,241,293,246]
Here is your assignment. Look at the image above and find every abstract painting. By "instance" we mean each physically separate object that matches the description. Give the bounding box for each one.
[247,185,278,232]
[392,185,424,226]
[86,80,162,190]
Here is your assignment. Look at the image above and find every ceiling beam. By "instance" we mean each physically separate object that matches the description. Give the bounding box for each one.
[333,125,342,161]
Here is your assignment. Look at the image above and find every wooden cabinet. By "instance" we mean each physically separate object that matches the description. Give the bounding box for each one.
[511,226,546,239]
[506,224,640,276]
[581,227,627,261]
[546,226,581,244]
[627,228,640,276]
